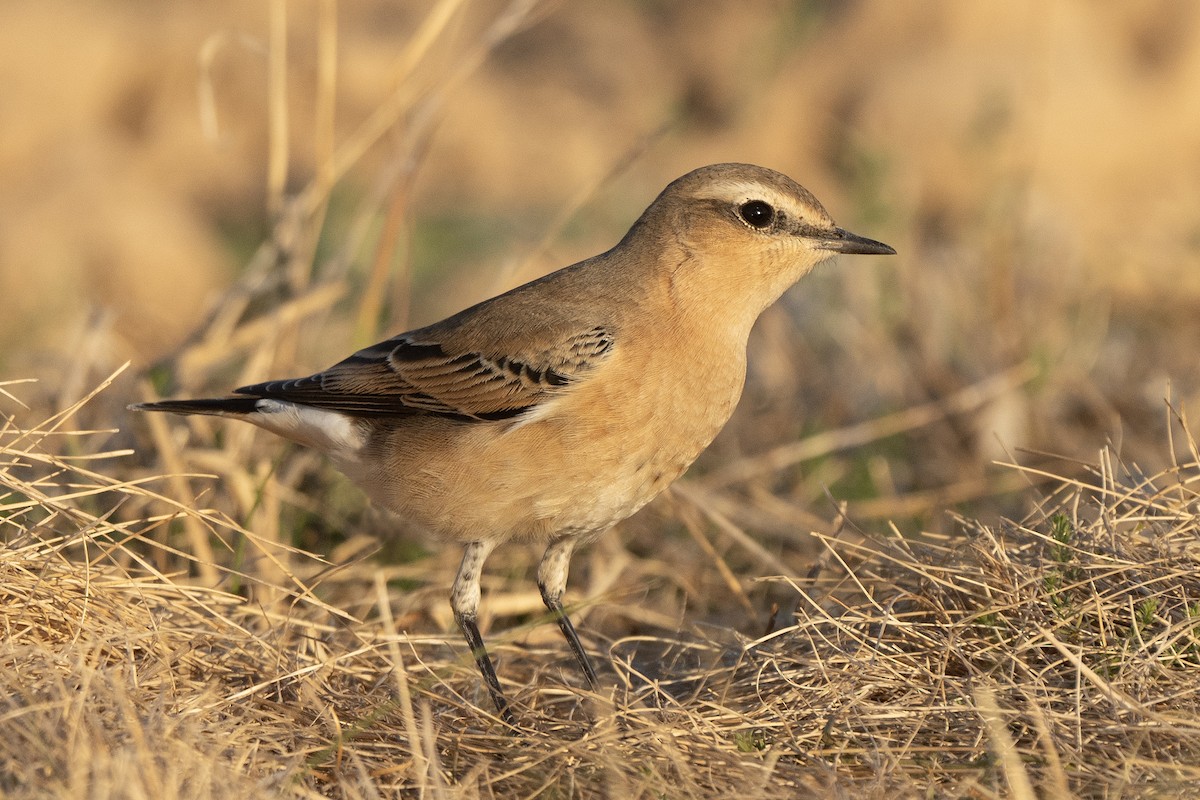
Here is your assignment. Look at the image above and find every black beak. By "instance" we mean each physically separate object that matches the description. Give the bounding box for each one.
[816,227,896,256]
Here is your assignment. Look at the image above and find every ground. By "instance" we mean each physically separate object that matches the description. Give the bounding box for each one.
[2,2,1200,797]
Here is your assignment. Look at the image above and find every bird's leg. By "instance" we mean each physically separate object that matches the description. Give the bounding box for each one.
[537,536,599,690]
[451,540,514,724]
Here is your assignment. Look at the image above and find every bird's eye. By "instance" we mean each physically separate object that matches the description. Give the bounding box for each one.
[738,200,775,229]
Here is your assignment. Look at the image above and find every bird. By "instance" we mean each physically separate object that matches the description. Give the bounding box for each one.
[132,163,894,724]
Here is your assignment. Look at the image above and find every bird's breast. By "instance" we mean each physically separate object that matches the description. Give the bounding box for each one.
[512,332,747,537]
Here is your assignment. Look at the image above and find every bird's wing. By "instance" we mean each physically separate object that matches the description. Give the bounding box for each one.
[234,325,615,421]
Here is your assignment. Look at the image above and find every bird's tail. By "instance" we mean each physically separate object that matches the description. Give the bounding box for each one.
[129,397,263,417]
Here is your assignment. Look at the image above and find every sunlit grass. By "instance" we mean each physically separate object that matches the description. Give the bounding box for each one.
[4,1,1200,797]
[4,375,1200,797]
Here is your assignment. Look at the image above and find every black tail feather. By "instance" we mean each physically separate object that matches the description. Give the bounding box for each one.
[129,397,263,416]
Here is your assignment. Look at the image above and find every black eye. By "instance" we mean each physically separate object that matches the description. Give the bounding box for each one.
[738,200,775,229]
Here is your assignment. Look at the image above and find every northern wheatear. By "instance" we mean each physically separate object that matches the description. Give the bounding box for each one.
[133,163,894,724]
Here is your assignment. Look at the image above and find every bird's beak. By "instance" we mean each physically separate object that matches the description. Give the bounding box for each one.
[815,227,896,256]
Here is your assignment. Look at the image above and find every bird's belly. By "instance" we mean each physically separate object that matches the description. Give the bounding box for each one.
[516,371,741,539]
[347,378,740,545]
[523,443,694,538]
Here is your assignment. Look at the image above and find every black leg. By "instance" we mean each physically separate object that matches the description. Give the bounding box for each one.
[540,586,599,690]
[450,541,516,725]
[537,537,601,689]
[455,611,516,726]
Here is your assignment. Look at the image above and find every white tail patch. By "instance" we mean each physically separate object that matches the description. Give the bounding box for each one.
[251,400,366,456]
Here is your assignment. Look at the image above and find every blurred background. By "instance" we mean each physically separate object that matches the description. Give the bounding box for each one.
[3,0,1199,635]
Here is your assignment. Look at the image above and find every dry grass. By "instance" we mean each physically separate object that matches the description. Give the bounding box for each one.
[5,2,1200,797]
[4,374,1200,798]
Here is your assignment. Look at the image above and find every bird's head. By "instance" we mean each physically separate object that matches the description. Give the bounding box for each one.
[625,163,895,322]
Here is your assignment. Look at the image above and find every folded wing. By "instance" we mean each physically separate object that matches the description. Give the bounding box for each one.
[235,325,615,422]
